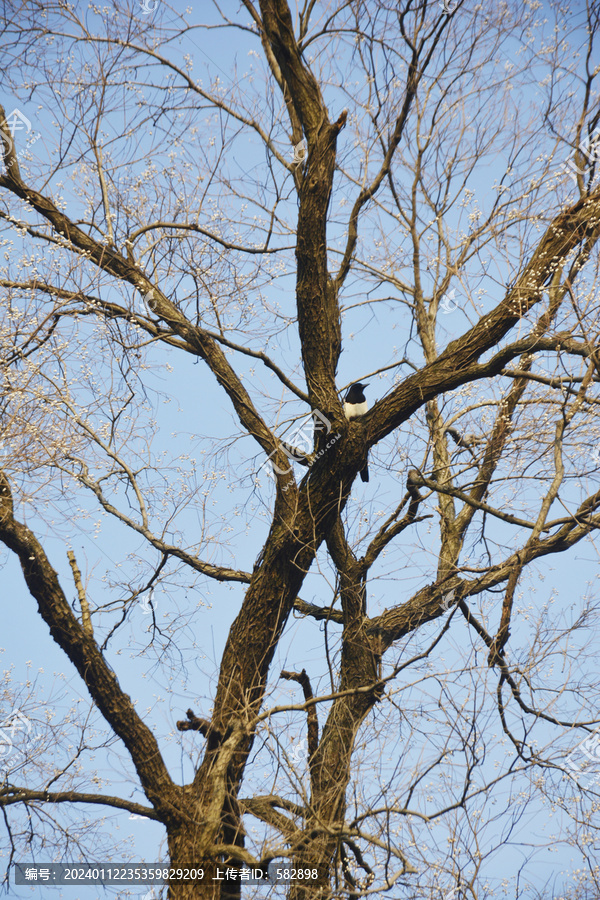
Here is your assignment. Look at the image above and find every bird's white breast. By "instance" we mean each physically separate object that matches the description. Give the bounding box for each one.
[344,400,368,419]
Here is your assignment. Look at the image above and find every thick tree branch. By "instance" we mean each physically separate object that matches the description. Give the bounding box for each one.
[366,185,600,446]
[280,669,319,759]
[176,710,212,736]
[257,0,345,408]
[0,787,160,820]
[0,472,178,823]
[292,598,343,624]
[368,487,600,650]
[0,111,277,461]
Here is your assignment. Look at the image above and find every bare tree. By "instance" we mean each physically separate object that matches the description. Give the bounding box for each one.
[1,1,600,898]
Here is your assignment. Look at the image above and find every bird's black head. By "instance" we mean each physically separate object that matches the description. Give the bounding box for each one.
[344,382,369,405]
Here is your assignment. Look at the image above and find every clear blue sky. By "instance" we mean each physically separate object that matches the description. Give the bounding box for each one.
[2,0,599,898]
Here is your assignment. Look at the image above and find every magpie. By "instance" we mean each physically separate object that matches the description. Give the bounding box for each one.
[344,382,369,482]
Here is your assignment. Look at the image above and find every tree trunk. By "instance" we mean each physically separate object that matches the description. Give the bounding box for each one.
[289,521,383,899]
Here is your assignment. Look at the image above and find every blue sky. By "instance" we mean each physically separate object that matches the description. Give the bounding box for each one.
[1,0,600,898]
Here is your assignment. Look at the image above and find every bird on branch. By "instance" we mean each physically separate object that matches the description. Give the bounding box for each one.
[344,382,370,483]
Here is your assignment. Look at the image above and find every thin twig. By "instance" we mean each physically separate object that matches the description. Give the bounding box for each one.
[67,551,93,638]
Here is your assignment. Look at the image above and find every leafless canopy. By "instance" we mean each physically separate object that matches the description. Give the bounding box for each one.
[1,1,600,898]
